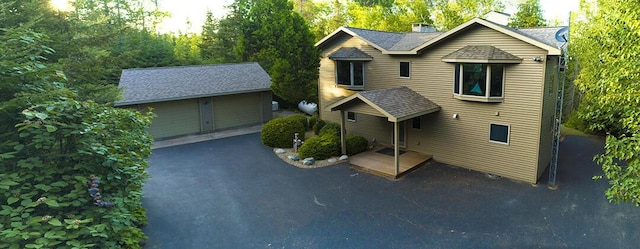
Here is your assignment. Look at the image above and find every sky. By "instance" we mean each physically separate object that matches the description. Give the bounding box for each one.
[50,0,581,34]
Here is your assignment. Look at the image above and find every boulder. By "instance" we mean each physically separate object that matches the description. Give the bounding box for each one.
[339,155,348,160]
[327,158,337,163]
[302,157,315,165]
[287,155,300,161]
[275,148,286,154]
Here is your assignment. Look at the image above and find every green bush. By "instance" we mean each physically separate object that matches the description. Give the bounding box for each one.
[308,114,319,130]
[261,117,306,148]
[319,122,341,137]
[298,133,340,160]
[346,135,368,156]
[287,114,309,130]
[312,119,326,135]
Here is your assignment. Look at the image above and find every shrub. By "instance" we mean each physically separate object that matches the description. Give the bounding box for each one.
[346,135,368,156]
[261,117,306,148]
[287,114,309,130]
[312,119,326,135]
[298,133,340,160]
[319,122,341,137]
[308,114,319,129]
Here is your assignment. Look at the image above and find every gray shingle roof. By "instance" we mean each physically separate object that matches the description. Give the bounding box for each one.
[442,45,522,62]
[328,86,440,121]
[517,27,567,49]
[115,62,271,106]
[328,47,373,60]
[345,27,443,51]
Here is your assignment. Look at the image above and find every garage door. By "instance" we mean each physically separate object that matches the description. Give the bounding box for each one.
[143,99,200,139]
[213,93,262,130]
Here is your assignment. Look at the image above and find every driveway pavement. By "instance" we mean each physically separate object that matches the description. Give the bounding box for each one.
[142,133,640,248]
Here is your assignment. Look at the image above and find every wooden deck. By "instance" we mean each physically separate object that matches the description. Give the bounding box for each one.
[349,147,432,179]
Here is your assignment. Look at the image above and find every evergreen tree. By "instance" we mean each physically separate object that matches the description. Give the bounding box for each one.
[234,0,320,105]
[508,0,546,28]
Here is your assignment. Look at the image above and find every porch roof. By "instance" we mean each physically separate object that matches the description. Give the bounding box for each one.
[328,47,373,61]
[325,86,440,122]
[441,45,522,63]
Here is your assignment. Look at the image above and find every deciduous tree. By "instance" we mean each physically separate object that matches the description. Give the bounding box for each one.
[508,0,546,28]
[571,0,640,205]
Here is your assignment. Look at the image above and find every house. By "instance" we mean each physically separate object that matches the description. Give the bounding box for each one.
[315,18,565,183]
[115,62,273,140]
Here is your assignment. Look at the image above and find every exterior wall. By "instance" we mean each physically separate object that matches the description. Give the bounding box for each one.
[140,99,200,139]
[537,56,560,177]
[260,91,274,123]
[319,25,550,183]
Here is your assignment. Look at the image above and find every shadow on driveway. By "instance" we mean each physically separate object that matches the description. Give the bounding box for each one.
[143,133,639,248]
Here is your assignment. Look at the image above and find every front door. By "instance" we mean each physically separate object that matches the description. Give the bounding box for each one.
[199,98,214,133]
[391,121,406,147]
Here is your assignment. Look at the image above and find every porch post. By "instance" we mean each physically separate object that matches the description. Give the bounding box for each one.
[394,121,399,176]
[340,110,347,155]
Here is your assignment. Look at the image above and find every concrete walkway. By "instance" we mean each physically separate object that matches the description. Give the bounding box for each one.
[151,124,263,149]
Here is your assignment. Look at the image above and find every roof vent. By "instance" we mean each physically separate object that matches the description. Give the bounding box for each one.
[412,23,437,33]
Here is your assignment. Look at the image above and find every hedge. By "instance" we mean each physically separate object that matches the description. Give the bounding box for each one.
[346,135,368,156]
[308,114,319,130]
[261,117,306,148]
[312,119,326,135]
[287,114,309,130]
[319,122,341,137]
[298,133,340,160]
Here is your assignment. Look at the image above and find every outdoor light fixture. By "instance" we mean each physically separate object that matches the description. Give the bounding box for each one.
[452,113,459,119]
[532,56,543,62]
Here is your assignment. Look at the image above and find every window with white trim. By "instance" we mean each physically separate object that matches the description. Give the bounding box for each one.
[454,63,505,101]
[346,111,357,122]
[399,61,410,78]
[336,61,364,88]
[489,123,510,144]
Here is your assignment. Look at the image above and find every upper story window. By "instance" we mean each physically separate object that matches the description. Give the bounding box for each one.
[442,45,522,103]
[336,61,364,88]
[399,61,410,78]
[453,63,504,102]
[328,47,372,90]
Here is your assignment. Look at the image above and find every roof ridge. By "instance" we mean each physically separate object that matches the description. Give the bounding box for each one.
[122,62,259,71]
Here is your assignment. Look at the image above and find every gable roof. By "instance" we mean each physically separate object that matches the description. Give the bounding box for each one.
[328,47,373,61]
[325,86,440,122]
[442,45,523,63]
[316,18,565,56]
[115,62,271,106]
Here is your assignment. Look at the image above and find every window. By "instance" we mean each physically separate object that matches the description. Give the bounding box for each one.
[399,61,410,78]
[489,123,509,144]
[411,117,421,129]
[454,63,504,101]
[336,61,364,88]
[346,111,357,122]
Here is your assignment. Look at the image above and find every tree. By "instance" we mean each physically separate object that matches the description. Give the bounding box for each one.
[199,9,239,63]
[571,0,640,205]
[433,0,505,30]
[346,0,433,32]
[508,0,546,28]
[234,0,320,105]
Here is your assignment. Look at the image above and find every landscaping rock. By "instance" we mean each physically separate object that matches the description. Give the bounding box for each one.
[327,158,337,163]
[287,155,300,161]
[302,157,315,165]
[339,155,348,160]
[275,148,286,154]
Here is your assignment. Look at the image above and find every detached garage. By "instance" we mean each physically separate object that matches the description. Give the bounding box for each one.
[115,62,272,140]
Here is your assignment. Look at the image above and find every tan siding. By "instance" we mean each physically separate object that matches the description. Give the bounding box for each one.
[537,56,560,177]
[344,114,392,145]
[318,25,550,183]
[142,99,200,139]
[213,93,262,130]
[345,101,387,117]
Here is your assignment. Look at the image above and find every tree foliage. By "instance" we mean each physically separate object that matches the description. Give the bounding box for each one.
[233,0,320,105]
[433,0,505,30]
[508,0,546,28]
[571,0,640,205]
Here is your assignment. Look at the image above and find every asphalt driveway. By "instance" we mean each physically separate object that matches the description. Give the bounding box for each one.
[142,133,639,248]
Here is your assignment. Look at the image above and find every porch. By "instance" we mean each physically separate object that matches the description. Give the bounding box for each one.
[349,147,432,179]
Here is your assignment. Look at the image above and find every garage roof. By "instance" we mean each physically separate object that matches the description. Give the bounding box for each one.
[115,62,271,106]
